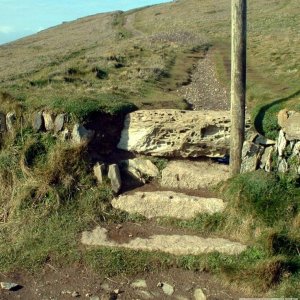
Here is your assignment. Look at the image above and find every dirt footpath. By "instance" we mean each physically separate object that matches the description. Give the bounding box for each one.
[0,265,252,300]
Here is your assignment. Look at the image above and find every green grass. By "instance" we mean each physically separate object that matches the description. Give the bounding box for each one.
[224,171,300,227]
[0,162,299,296]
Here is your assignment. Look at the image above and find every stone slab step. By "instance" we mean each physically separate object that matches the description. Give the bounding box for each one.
[117,109,230,158]
[161,160,229,190]
[81,226,247,256]
[112,191,226,219]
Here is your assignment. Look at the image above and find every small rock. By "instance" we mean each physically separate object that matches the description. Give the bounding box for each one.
[240,141,263,173]
[72,291,80,297]
[278,157,288,173]
[131,279,147,288]
[121,158,159,182]
[0,282,20,290]
[156,282,163,288]
[108,164,122,193]
[33,111,44,132]
[54,113,66,133]
[277,130,287,157]
[0,112,7,132]
[161,282,174,296]
[93,163,106,184]
[43,111,55,131]
[90,296,100,300]
[253,134,275,146]
[72,124,95,144]
[194,288,206,300]
[113,289,120,295]
[6,111,16,131]
[260,146,274,172]
[60,128,71,141]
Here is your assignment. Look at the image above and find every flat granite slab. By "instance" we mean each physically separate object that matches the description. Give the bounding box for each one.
[81,226,247,256]
[161,160,230,190]
[112,191,226,219]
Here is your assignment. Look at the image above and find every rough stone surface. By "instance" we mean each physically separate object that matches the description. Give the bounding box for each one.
[60,128,70,141]
[0,282,19,290]
[111,191,226,219]
[241,141,263,173]
[277,130,287,157]
[108,164,122,193]
[0,112,7,132]
[161,160,229,190]
[6,111,16,131]
[54,113,66,133]
[293,141,300,155]
[93,163,106,184]
[81,227,247,255]
[283,112,300,141]
[42,111,55,131]
[33,111,44,132]
[260,146,274,172]
[161,283,174,296]
[253,134,276,146]
[131,279,147,289]
[72,124,95,144]
[194,288,207,300]
[121,158,159,183]
[277,109,289,128]
[117,109,231,158]
[278,158,288,173]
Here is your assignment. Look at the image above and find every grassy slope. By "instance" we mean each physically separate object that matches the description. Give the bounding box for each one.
[0,0,299,127]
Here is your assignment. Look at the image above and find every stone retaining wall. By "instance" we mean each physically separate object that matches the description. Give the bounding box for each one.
[242,109,300,176]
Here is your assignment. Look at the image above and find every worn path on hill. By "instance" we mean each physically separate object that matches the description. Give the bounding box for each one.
[178,50,230,111]
[124,13,230,112]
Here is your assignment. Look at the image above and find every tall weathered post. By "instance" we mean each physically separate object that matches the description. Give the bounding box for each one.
[230,0,247,176]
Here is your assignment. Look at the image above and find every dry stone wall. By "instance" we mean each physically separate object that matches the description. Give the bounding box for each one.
[242,109,300,176]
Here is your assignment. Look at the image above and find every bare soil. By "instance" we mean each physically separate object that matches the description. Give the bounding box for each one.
[0,265,251,300]
[106,220,218,244]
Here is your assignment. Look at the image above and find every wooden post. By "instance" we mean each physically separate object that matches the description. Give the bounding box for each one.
[230,0,247,176]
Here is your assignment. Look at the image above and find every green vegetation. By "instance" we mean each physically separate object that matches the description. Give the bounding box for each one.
[0,129,299,296]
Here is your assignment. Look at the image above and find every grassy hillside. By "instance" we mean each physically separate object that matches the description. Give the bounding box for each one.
[0,0,299,132]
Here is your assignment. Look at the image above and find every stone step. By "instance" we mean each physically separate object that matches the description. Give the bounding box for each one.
[117,109,231,158]
[81,226,247,256]
[161,160,229,190]
[112,191,226,219]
